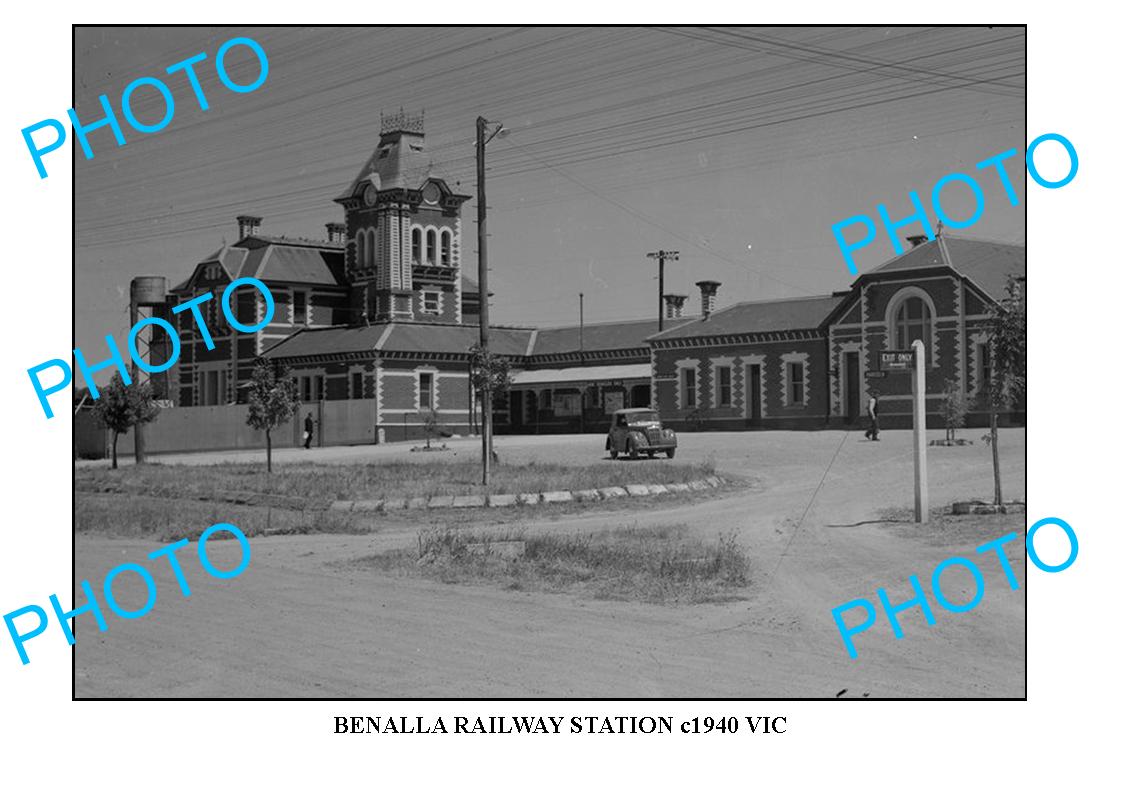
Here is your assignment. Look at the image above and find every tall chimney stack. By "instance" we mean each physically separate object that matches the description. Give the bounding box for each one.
[237,215,263,240]
[696,281,721,319]
[325,222,346,244]
[663,294,688,319]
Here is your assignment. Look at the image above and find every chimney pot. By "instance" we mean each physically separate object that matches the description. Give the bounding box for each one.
[695,280,722,319]
[906,234,930,248]
[662,293,688,319]
[237,215,263,240]
[325,222,346,244]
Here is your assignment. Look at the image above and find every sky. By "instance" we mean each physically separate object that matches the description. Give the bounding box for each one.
[73,26,1026,360]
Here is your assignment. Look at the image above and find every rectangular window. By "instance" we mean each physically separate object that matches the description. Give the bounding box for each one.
[293,291,307,325]
[351,372,363,399]
[683,368,696,408]
[788,362,805,406]
[301,376,312,402]
[717,366,732,407]
[422,290,440,314]
[419,372,434,409]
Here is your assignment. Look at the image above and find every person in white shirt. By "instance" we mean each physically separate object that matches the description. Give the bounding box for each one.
[864,391,880,441]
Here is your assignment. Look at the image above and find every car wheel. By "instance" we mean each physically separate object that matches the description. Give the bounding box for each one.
[627,441,638,460]
[666,448,676,459]
[610,447,619,460]
[646,450,655,458]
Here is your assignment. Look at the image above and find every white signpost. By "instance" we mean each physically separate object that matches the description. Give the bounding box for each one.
[879,343,929,523]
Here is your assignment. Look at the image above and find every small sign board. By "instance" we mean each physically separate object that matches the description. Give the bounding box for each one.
[880,350,915,371]
[867,370,887,379]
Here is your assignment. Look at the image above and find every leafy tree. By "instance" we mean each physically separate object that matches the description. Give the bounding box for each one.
[91,374,161,469]
[942,378,967,442]
[468,344,511,462]
[981,276,1027,504]
[245,359,300,473]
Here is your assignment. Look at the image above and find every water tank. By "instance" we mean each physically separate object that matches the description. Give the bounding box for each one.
[130,276,168,306]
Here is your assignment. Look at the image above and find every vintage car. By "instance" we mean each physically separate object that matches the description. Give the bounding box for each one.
[605,408,677,459]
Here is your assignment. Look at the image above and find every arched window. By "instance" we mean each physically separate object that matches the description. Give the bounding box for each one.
[355,232,365,271]
[363,229,375,269]
[411,228,422,264]
[426,229,437,264]
[440,230,452,266]
[894,295,932,358]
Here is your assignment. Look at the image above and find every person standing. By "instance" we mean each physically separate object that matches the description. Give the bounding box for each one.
[864,391,880,441]
[303,412,315,449]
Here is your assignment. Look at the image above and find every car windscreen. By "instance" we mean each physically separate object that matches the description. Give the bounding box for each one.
[625,411,658,423]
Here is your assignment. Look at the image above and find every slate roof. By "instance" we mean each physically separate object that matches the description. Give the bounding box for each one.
[648,295,843,342]
[531,317,696,355]
[337,131,433,200]
[869,235,1024,300]
[263,322,534,360]
[235,244,346,286]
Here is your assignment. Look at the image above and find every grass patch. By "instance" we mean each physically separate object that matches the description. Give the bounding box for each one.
[76,493,381,540]
[346,523,749,604]
[76,460,715,505]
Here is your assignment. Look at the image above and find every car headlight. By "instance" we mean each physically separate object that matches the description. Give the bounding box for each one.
[665,429,675,437]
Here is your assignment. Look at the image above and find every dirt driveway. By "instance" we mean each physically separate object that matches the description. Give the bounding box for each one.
[75,428,1026,698]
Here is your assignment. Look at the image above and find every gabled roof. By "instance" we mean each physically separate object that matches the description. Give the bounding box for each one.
[868,235,1024,300]
[648,295,843,342]
[531,317,696,356]
[263,322,534,361]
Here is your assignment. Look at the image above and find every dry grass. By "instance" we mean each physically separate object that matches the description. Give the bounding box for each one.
[76,459,714,505]
[347,523,750,604]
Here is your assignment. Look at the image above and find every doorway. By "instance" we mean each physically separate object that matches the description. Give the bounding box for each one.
[747,364,762,425]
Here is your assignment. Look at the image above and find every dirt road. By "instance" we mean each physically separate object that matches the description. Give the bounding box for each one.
[75,428,1026,697]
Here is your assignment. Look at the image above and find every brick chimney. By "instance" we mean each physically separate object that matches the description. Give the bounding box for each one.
[325,222,346,244]
[663,294,688,319]
[237,215,262,240]
[696,281,721,319]
[906,234,931,248]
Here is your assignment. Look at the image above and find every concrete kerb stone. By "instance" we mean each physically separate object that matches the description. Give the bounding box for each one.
[453,495,486,508]
[706,476,723,487]
[382,498,407,511]
[574,489,601,502]
[427,496,454,509]
[488,494,518,507]
[352,499,383,512]
[542,491,573,503]
[599,486,627,499]
[625,484,650,497]
[518,493,541,505]
[688,480,710,491]
[647,484,669,495]
[665,483,690,493]
[329,500,354,513]
[407,497,429,510]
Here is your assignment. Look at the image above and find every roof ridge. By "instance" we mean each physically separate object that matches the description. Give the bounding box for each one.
[940,233,1026,248]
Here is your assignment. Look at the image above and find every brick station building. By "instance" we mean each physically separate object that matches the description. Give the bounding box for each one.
[155,110,1024,442]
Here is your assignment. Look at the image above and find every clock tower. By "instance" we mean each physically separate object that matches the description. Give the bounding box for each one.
[334,110,470,323]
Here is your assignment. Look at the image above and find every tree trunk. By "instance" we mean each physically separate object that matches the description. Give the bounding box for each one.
[266,428,272,474]
[990,407,1002,505]
[111,431,119,469]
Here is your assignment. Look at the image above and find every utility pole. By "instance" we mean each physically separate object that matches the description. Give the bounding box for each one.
[579,292,584,364]
[646,250,679,331]
[476,115,504,485]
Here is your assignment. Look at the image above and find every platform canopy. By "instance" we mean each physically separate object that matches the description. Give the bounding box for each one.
[509,363,651,386]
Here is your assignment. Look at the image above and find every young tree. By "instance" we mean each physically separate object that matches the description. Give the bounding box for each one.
[91,374,162,469]
[245,359,300,473]
[981,276,1027,505]
[422,409,442,449]
[942,378,967,442]
[468,343,512,463]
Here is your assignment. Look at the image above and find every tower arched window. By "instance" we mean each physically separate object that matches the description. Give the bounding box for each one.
[364,229,375,269]
[894,295,932,361]
[356,232,365,271]
[441,230,452,266]
[426,229,437,265]
[411,228,422,264]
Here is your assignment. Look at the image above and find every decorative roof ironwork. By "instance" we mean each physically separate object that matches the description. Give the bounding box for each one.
[381,108,424,135]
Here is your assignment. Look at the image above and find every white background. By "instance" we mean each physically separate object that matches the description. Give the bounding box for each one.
[1,4,1114,793]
